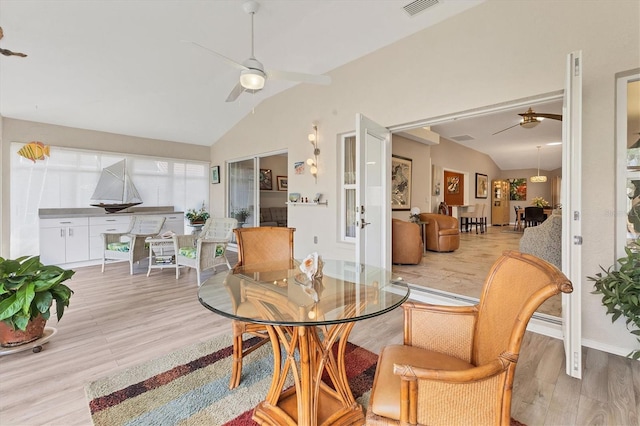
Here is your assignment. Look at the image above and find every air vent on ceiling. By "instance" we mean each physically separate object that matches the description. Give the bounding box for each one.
[403,0,440,17]
[451,135,475,142]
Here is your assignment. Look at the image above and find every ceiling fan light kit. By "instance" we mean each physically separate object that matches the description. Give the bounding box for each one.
[492,107,562,135]
[240,69,265,90]
[520,116,541,129]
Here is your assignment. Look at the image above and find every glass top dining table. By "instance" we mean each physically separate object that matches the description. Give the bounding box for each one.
[198,258,410,326]
[198,258,410,426]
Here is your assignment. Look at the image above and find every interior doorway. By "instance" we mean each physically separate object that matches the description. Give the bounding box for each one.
[389,92,564,320]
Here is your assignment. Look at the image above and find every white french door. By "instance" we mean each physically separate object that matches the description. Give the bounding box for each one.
[355,114,391,270]
[562,50,583,379]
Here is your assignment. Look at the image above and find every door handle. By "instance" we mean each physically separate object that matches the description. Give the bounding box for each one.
[360,220,371,229]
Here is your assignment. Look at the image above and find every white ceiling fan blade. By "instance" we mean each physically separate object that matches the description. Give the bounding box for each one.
[267,69,331,85]
[183,41,247,71]
[225,83,262,102]
[226,82,245,102]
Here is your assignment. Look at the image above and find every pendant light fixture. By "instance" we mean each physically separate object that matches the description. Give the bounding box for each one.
[530,146,547,183]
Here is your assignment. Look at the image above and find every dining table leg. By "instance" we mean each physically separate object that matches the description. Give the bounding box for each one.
[252,323,365,426]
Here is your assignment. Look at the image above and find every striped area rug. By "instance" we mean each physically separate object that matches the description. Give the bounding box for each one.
[86,334,526,426]
[85,334,377,425]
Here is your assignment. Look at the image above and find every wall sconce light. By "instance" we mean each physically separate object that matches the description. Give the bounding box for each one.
[306,124,319,182]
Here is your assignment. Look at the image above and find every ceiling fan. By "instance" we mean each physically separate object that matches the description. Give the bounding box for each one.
[0,27,28,57]
[492,107,562,135]
[189,0,331,102]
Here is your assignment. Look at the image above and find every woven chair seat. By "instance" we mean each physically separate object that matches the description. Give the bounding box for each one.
[178,246,196,259]
[178,244,227,259]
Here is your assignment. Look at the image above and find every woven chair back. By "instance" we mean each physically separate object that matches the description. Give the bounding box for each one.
[234,226,295,267]
[472,251,572,367]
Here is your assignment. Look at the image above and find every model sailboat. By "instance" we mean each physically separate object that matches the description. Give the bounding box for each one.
[90,160,142,213]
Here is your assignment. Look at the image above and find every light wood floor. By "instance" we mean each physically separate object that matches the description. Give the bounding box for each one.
[0,248,638,425]
[393,225,561,317]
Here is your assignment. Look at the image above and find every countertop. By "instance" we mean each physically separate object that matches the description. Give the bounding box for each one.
[39,206,184,219]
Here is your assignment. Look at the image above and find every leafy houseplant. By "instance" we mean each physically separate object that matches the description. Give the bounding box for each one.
[0,256,75,346]
[588,244,640,359]
[186,204,210,225]
[232,208,251,223]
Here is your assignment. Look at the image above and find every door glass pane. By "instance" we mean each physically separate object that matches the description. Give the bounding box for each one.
[344,136,356,185]
[345,188,356,238]
[228,159,255,232]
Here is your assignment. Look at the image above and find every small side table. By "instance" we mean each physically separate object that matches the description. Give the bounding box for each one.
[146,237,178,277]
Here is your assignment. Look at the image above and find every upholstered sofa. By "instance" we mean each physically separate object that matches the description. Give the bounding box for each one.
[519,213,562,269]
[260,207,287,227]
[392,219,423,264]
[419,213,460,252]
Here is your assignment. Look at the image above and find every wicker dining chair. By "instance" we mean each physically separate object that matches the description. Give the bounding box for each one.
[229,226,295,389]
[366,251,573,425]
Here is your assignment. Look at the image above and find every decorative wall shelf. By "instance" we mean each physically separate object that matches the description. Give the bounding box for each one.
[286,201,328,207]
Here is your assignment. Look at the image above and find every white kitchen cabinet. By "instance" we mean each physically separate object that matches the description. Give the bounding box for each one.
[161,214,185,235]
[39,217,89,265]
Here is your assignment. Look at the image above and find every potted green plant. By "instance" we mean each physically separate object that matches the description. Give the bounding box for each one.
[588,243,640,359]
[0,255,74,347]
[185,204,210,225]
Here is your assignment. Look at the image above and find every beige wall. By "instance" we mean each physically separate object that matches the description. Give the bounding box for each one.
[430,137,501,217]
[500,168,562,223]
[210,1,640,354]
[390,135,431,220]
[1,118,210,256]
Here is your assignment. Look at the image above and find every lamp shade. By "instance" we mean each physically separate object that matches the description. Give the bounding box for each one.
[410,207,421,216]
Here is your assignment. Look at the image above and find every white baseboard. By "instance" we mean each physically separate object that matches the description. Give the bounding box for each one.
[581,338,636,359]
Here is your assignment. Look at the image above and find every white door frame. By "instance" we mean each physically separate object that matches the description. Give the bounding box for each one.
[561,50,583,379]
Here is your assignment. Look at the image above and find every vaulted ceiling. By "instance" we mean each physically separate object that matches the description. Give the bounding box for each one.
[0,0,483,146]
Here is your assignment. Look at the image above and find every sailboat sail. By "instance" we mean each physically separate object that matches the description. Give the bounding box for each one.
[90,160,142,212]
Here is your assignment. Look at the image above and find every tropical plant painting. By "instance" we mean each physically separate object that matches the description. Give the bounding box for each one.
[509,178,527,201]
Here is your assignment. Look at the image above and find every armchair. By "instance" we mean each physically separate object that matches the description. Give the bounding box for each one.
[366,251,573,425]
[419,213,460,252]
[173,217,238,286]
[101,215,166,274]
[392,219,423,264]
[229,226,296,389]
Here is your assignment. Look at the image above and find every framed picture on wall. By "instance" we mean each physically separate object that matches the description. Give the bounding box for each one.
[211,166,220,184]
[391,155,412,210]
[277,176,288,191]
[259,169,272,190]
[475,173,488,198]
[509,178,527,200]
